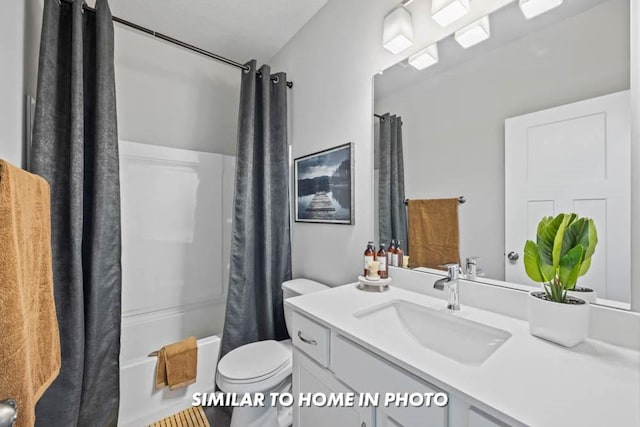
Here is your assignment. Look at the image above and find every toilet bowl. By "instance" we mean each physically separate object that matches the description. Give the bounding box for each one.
[215,279,329,427]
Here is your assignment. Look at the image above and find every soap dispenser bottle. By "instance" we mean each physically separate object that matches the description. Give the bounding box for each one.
[363,241,375,276]
[396,241,404,269]
[389,239,398,267]
[376,243,388,279]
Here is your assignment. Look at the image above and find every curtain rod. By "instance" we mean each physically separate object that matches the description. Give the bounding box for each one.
[58,0,293,88]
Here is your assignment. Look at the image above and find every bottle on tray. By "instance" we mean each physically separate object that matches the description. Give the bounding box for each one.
[364,241,375,276]
[389,239,398,267]
[376,243,388,279]
[396,240,404,269]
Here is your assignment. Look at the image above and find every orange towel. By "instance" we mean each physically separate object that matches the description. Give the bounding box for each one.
[0,160,61,427]
[155,337,198,390]
[407,198,460,269]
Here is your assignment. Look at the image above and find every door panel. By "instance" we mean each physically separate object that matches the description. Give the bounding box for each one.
[505,91,630,303]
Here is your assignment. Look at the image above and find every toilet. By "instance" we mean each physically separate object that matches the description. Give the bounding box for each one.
[216,278,329,427]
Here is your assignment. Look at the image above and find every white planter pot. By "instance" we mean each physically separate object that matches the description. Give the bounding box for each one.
[527,291,589,347]
[538,284,598,304]
[566,287,597,303]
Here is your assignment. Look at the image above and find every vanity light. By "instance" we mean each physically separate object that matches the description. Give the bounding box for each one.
[383,5,414,54]
[519,0,563,19]
[454,16,490,48]
[431,0,470,27]
[408,44,439,70]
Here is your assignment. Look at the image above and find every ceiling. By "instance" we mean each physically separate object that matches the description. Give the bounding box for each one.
[104,0,328,65]
[375,0,617,99]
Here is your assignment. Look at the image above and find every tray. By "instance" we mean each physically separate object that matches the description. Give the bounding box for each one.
[357,275,392,292]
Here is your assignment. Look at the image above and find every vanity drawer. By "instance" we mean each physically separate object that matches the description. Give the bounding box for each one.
[332,335,447,427]
[292,312,330,367]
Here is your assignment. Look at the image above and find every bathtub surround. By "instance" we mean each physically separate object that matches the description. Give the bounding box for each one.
[220,61,292,359]
[30,1,122,425]
[378,113,408,249]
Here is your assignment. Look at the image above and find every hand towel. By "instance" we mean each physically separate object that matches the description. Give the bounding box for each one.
[407,198,460,269]
[155,336,198,390]
[0,160,61,427]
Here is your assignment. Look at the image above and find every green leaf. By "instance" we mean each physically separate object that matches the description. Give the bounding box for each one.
[559,245,584,288]
[537,214,565,267]
[536,216,553,238]
[552,214,571,268]
[562,217,588,259]
[578,256,592,277]
[524,240,546,282]
[583,219,598,260]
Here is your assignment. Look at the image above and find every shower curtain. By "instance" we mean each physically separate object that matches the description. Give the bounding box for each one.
[220,61,292,359]
[30,1,121,426]
[379,113,408,252]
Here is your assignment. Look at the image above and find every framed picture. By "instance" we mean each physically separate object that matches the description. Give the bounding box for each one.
[294,142,354,224]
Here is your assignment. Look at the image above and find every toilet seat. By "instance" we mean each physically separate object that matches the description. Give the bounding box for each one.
[217,340,293,393]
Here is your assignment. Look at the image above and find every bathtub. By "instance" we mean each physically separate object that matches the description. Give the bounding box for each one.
[119,335,220,426]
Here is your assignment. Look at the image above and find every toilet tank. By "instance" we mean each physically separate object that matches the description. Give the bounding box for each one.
[282,279,328,335]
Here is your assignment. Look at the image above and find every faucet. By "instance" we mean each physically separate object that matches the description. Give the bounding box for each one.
[465,257,479,280]
[433,264,462,311]
[0,399,17,427]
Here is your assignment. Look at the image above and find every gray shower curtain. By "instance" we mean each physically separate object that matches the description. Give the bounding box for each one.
[30,1,121,426]
[220,61,292,359]
[379,113,408,251]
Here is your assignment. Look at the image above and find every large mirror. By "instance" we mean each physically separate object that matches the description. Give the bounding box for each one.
[374,0,632,310]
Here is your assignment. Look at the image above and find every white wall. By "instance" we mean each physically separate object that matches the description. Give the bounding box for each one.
[114,26,240,155]
[631,0,640,311]
[0,0,25,167]
[270,0,518,286]
[375,0,630,280]
[23,1,240,156]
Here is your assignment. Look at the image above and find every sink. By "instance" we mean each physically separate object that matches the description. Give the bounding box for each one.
[354,300,511,365]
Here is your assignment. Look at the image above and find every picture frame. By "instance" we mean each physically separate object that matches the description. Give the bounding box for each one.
[294,142,354,224]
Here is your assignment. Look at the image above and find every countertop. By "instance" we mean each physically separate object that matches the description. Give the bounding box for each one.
[285,284,640,427]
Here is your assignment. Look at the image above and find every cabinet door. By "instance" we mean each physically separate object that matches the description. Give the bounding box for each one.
[293,348,373,427]
[448,397,521,427]
[376,408,406,427]
[332,335,447,427]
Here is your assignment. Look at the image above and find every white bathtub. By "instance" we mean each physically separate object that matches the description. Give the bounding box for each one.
[119,335,220,427]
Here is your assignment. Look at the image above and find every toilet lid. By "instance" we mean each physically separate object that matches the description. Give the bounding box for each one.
[218,340,291,381]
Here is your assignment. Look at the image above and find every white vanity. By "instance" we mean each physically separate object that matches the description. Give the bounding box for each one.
[285,270,640,427]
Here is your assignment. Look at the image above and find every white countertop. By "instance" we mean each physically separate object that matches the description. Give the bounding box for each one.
[286,284,640,427]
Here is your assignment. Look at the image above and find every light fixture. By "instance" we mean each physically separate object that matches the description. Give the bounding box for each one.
[454,16,490,48]
[408,44,439,70]
[431,0,470,27]
[519,0,563,19]
[383,5,414,54]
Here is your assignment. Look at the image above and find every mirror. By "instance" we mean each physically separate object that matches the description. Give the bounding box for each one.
[374,0,632,310]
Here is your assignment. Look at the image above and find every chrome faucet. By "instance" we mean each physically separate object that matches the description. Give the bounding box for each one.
[465,257,479,280]
[0,399,17,427]
[433,264,462,311]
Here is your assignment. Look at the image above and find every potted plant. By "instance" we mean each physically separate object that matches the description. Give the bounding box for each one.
[523,213,598,347]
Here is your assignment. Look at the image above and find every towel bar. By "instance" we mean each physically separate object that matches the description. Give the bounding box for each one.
[0,399,17,427]
[404,196,466,205]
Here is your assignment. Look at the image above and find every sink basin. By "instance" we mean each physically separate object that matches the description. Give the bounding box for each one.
[354,300,511,365]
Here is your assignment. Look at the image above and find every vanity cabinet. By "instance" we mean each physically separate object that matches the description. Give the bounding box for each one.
[291,311,520,427]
